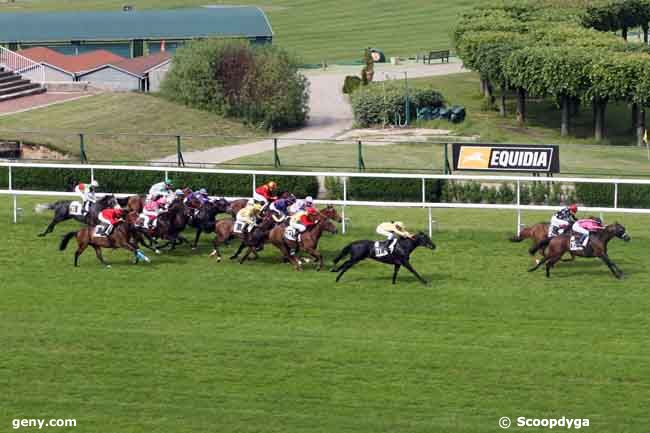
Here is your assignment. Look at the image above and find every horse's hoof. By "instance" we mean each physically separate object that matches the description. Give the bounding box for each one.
[209,250,216,257]
[216,257,222,263]
[106,265,112,269]
[155,249,161,255]
[38,233,45,237]
[535,259,541,265]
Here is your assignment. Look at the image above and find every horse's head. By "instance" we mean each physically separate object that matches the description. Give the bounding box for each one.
[125,211,140,226]
[211,198,230,213]
[319,205,342,223]
[608,222,631,242]
[415,232,436,250]
[320,217,338,235]
[99,194,117,207]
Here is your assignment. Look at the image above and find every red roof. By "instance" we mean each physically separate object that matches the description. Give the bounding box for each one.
[18,47,126,74]
[111,52,171,76]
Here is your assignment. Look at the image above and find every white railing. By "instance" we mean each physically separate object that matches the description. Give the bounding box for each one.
[0,46,45,84]
[2,161,650,234]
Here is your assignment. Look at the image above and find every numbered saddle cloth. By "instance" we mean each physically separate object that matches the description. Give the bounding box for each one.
[374,240,390,257]
[284,227,298,241]
[234,221,247,234]
[570,235,583,251]
[69,201,84,216]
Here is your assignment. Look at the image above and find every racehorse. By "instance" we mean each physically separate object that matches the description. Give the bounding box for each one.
[58,211,149,267]
[331,232,436,285]
[527,223,631,278]
[227,191,295,217]
[117,195,145,213]
[268,216,337,271]
[186,198,230,250]
[143,198,190,250]
[36,195,117,237]
[209,213,276,263]
[510,222,549,244]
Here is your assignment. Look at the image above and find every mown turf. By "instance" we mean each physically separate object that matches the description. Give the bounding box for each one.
[1,196,650,432]
[0,93,256,162]
[0,0,482,63]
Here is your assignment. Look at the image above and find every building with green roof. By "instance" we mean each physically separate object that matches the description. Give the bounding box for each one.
[0,6,273,58]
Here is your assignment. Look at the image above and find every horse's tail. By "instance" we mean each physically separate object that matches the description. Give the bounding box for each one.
[34,203,54,214]
[510,226,532,242]
[59,231,77,251]
[333,243,352,265]
[529,237,551,256]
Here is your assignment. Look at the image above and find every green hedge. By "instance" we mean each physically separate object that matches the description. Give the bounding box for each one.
[349,178,445,202]
[342,76,362,94]
[575,183,650,208]
[350,82,444,127]
[6,167,319,198]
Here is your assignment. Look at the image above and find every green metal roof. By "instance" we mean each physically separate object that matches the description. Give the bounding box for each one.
[0,6,273,43]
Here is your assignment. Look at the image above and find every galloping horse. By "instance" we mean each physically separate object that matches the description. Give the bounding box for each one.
[187,198,230,249]
[227,191,295,217]
[528,223,631,278]
[36,195,117,237]
[117,195,145,213]
[59,211,149,267]
[144,198,190,250]
[510,222,549,244]
[209,213,276,262]
[331,232,436,285]
[268,215,338,271]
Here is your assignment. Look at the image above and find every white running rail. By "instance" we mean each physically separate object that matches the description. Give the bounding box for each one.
[0,46,45,84]
[2,161,650,234]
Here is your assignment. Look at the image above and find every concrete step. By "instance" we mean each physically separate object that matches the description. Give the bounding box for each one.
[0,78,29,90]
[0,70,16,79]
[0,86,46,102]
[0,74,22,84]
[0,82,40,96]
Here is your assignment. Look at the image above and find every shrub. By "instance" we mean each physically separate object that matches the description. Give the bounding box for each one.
[162,39,309,131]
[342,76,362,94]
[575,182,650,208]
[351,81,444,127]
[349,177,445,202]
[325,177,343,199]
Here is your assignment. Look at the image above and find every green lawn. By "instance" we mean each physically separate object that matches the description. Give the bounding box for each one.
[0,93,257,161]
[1,196,650,432]
[0,0,483,63]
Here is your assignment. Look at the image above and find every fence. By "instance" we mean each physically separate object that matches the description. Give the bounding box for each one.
[0,46,45,84]
[2,162,650,235]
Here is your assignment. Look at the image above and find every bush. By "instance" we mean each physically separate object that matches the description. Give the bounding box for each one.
[350,82,444,127]
[575,182,650,208]
[162,39,309,131]
[8,168,319,198]
[342,76,362,94]
[325,176,343,199]
[349,177,445,202]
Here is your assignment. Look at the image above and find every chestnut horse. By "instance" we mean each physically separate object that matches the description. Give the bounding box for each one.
[527,223,631,278]
[58,211,150,267]
[117,195,145,213]
[268,216,338,271]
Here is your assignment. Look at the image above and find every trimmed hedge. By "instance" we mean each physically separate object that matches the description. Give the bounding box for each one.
[349,178,445,202]
[575,183,650,208]
[342,75,362,94]
[6,167,319,198]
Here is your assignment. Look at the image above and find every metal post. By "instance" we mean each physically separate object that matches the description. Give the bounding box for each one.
[13,195,17,224]
[516,180,521,233]
[79,133,87,163]
[90,167,95,184]
[252,173,257,197]
[357,140,365,171]
[443,143,450,174]
[8,165,12,191]
[614,183,618,209]
[342,177,347,234]
[164,170,168,182]
[428,207,433,237]
[176,136,184,167]
[273,138,281,168]
[404,72,409,127]
[421,177,426,205]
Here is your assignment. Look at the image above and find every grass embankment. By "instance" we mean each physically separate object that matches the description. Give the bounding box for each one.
[0,0,480,63]
[1,197,649,432]
[0,93,257,161]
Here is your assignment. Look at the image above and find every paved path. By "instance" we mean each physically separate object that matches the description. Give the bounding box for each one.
[158,61,467,165]
[0,92,94,116]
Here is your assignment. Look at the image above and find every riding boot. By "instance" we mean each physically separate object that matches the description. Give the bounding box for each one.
[581,233,589,248]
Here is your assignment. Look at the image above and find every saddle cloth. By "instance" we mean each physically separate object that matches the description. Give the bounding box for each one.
[234,221,247,234]
[374,240,390,257]
[69,201,84,216]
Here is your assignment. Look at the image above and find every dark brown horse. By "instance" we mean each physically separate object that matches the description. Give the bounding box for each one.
[227,191,295,217]
[527,223,631,278]
[59,211,150,267]
[117,195,145,213]
[510,222,549,244]
[209,214,275,263]
[268,216,338,271]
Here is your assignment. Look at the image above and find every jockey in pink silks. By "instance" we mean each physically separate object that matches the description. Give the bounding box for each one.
[140,196,167,230]
[572,217,604,249]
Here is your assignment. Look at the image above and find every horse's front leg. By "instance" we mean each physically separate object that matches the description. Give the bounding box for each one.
[401,260,429,286]
[303,247,323,271]
[601,254,623,279]
[192,228,202,250]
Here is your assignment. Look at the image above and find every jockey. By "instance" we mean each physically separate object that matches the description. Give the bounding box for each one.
[167,189,184,205]
[572,217,604,249]
[97,205,124,237]
[186,188,210,211]
[140,196,167,230]
[74,180,98,213]
[288,206,319,239]
[254,181,278,205]
[376,221,413,252]
[148,178,173,200]
[549,204,578,237]
[269,197,294,222]
[236,199,263,234]
[289,196,314,215]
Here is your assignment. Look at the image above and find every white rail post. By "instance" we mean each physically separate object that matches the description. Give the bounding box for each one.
[164,170,169,181]
[614,183,618,209]
[421,177,426,205]
[252,173,256,197]
[9,165,16,224]
[342,177,347,234]
[428,207,433,237]
[516,180,521,234]
[90,167,95,184]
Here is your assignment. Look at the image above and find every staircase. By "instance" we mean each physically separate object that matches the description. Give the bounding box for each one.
[0,67,46,102]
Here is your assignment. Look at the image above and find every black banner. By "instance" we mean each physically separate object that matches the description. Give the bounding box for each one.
[452,143,560,173]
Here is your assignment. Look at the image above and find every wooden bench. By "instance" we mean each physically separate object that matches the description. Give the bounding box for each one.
[420,49,450,64]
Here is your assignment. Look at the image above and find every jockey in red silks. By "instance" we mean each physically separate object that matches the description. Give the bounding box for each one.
[572,217,604,249]
[97,206,124,236]
[254,181,278,206]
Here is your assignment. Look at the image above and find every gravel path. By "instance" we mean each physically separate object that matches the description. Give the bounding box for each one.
[158,61,467,165]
